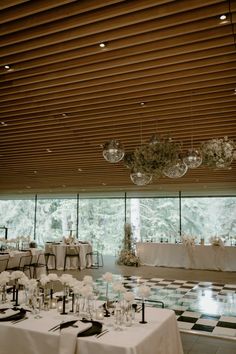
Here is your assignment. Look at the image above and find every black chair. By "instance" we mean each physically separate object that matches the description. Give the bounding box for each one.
[0,257,9,272]
[30,253,46,278]
[64,245,80,270]
[86,243,104,269]
[17,253,32,277]
[44,252,57,273]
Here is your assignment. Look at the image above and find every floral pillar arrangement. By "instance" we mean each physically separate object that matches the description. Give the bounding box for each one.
[117,223,140,266]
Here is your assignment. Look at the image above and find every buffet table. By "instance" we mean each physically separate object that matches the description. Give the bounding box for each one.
[45,243,92,270]
[0,305,183,354]
[136,242,236,271]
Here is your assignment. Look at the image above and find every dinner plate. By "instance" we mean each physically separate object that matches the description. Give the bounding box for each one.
[0,308,26,322]
[77,320,102,337]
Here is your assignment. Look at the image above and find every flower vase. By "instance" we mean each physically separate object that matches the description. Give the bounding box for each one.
[125,302,133,327]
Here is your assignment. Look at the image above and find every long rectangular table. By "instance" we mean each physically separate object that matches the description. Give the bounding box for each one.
[136,242,236,271]
[0,305,183,354]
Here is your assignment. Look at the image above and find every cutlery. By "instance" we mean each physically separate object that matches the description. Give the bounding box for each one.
[11,316,28,324]
[48,322,64,332]
[96,329,109,339]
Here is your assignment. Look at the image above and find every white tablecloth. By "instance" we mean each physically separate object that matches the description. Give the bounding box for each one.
[136,242,236,271]
[45,243,92,270]
[0,306,183,354]
[0,249,43,270]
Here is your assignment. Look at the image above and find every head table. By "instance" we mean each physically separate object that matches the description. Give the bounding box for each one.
[136,242,236,271]
[0,303,183,354]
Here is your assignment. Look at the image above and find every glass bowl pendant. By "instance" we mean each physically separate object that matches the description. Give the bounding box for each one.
[183,149,202,169]
[103,140,125,163]
[130,171,152,186]
[163,159,188,178]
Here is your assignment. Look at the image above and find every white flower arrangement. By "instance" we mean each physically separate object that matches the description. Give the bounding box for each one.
[112,281,126,294]
[40,274,50,287]
[117,224,140,267]
[79,284,94,299]
[124,291,135,303]
[11,271,27,281]
[209,236,224,247]
[201,136,235,168]
[83,275,93,285]
[181,235,196,247]
[102,272,113,283]
[59,274,75,287]
[137,284,151,299]
[47,273,58,282]
[0,271,10,286]
[72,280,84,295]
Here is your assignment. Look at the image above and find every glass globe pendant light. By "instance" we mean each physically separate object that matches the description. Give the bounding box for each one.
[183,148,202,169]
[163,159,188,178]
[103,139,125,163]
[130,171,152,186]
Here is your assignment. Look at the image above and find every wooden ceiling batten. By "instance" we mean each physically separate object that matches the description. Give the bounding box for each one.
[0,0,235,193]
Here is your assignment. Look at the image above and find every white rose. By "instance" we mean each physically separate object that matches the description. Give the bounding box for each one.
[124,291,135,303]
[102,272,113,283]
[138,285,151,299]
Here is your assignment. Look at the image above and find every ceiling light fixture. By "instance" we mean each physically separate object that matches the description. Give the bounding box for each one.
[103,140,124,163]
[220,14,227,20]
[99,42,106,48]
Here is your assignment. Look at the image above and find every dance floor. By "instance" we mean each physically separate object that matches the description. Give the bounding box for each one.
[95,275,236,339]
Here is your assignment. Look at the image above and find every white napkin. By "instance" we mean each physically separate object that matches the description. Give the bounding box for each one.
[58,321,92,354]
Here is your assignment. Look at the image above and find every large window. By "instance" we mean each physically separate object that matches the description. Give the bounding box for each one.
[79,198,125,255]
[0,198,35,239]
[35,197,77,246]
[181,197,236,244]
[126,198,179,242]
[0,194,235,252]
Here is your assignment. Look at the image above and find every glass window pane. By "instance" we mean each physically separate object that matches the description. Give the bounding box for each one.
[0,198,35,239]
[126,197,179,243]
[181,197,236,244]
[36,197,77,246]
[79,198,125,255]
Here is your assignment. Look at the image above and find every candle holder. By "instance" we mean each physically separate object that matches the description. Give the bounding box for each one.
[60,295,68,315]
[139,301,147,324]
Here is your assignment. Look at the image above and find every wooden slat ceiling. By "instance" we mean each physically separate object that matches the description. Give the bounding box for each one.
[0,0,236,194]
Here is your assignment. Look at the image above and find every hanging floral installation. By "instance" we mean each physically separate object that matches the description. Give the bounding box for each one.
[102,135,235,186]
[117,223,140,267]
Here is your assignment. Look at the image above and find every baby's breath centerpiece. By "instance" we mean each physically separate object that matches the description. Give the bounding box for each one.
[117,223,140,267]
[201,136,235,169]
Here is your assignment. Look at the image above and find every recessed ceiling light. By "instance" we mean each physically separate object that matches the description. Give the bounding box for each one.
[99,42,106,48]
[26,185,31,189]
[1,121,7,126]
[220,14,227,20]
[62,113,68,117]
[4,65,14,72]
[102,183,107,186]
[78,168,83,172]
[234,89,236,94]
[33,170,38,174]
[46,148,52,152]
[140,102,145,106]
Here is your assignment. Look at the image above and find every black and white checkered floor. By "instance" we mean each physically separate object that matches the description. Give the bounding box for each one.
[96,275,236,339]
